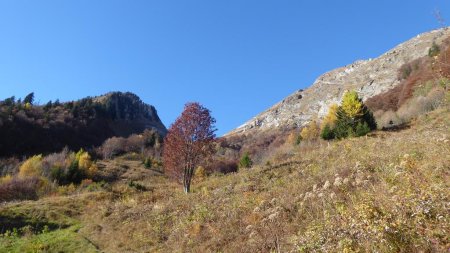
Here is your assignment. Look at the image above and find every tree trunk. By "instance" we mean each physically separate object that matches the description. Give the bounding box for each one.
[183,166,193,194]
[183,182,190,193]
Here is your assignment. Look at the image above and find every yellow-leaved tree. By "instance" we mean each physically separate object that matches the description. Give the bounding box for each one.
[76,149,97,178]
[340,91,364,119]
[19,155,43,178]
[300,120,320,140]
[321,103,338,130]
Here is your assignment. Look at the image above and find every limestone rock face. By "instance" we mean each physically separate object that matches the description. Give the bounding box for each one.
[227,28,450,136]
[95,92,167,136]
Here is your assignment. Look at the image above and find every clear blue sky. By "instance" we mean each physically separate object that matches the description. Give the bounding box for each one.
[0,1,448,136]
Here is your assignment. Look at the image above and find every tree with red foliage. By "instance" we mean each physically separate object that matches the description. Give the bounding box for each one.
[163,102,216,193]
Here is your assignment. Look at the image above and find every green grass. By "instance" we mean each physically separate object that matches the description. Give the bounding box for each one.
[0,225,99,253]
[0,194,103,253]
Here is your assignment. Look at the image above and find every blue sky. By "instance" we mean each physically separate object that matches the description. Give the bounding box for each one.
[0,1,448,136]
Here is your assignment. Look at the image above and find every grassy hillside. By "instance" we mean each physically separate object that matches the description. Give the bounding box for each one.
[1,104,448,252]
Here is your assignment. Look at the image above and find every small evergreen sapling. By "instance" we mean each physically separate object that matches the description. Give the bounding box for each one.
[239,152,253,169]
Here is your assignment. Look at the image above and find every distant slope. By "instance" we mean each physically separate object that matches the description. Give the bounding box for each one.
[0,92,167,157]
[227,28,450,136]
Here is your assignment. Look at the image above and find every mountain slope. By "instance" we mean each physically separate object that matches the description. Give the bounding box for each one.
[228,28,450,136]
[1,105,448,252]
[0,92,167,157]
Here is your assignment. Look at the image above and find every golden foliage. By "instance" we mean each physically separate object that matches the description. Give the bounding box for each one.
[300,120,320,140]
[194,166,207,182]
[78,151,92,170]
[0,174,13,184]
[286,131,299,145]
[18,155,43,178]
[24,102,32,110]
[341,91,363,119]
[321,103,338,129]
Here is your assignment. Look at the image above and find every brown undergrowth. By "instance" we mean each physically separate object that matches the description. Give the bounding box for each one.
[1,106,449,252]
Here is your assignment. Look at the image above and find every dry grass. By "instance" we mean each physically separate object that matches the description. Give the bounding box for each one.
[1,106,449,252]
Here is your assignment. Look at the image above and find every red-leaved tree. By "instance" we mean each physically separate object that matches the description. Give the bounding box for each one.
[163,102,216,193]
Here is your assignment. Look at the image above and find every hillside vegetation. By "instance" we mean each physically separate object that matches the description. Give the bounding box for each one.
[0,92,166,157]
[1,103,448,252]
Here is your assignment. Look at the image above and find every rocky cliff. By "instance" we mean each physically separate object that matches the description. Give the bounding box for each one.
[0,91,167,157]
[94,92,167,136]
[227,28,450,136]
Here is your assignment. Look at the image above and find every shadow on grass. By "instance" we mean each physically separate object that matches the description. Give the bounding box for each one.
[0,215,69,235]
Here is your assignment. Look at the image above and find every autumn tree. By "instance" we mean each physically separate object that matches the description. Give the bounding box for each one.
[321,103,338,130]
[163,102,216,193]
[23,92,35,105]
[332,90,376,139]
[300,120,320,141]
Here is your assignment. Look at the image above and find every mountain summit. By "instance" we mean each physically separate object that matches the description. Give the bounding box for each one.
[227,28,450,136]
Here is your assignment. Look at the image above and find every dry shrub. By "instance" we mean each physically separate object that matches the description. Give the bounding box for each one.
[397,86,446,123]
[125,134,145,153]
[300,120,320,141]
[0,157,20,176]
[367,37,450,113]
[100,133,160,160]
[0,176,39,202]
[101,137,126,159]
[366,58,433,111]
[376,110,402,129]
[205,159,238,174]
[42,147,69,177]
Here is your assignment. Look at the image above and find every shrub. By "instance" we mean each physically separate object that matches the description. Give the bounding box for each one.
[300,120,320,140]
[206,159,238,174]
[428,42,440,57]
[0,176,39,202]
[48,150,92,185]
[355,122,371,136]
[0,174,12,184]
[128,180,147,191]
[125,134,145,153]
[101,137,126,159]
[144,157,152,168]
[194,166,207,182]
[18,155,43,178]
[400,64,412,79]
[377,110,402,129]
[239,152,253,169]
[321,103,338,129]
[397,86,447,123]
[320,124,335,140]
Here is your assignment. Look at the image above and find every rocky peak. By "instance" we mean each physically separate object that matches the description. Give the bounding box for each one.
[227,28,450,136]
[94,92,167,135]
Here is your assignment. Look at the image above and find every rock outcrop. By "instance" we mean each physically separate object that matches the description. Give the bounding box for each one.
[227,28,450,136]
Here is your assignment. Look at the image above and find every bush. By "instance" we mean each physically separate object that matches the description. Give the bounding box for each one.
[376,110,402,129]
[239,152,253,169]
[206,159,238,174]
[0,176,39,202]
[397,86,447,123]
[428,42,440,57]
[355,122,371,136]
[194,166,207,182]
[101,137,126,159]
[320,124,335,140]
[300,120,320,141]
[48,149,94,185]
[144,157,152,168]
[18,155,43,178]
